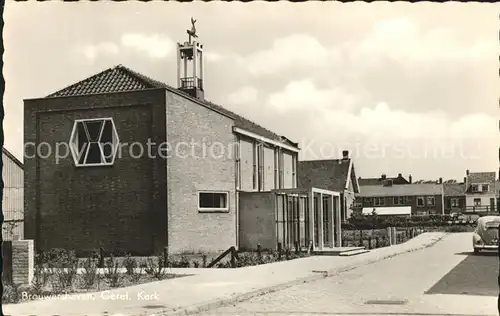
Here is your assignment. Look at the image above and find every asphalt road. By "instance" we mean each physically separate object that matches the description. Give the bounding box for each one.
[202,233,499,316]
[427,250,498,297]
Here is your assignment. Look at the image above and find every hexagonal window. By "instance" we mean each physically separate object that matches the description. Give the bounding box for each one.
[69,118,119,167]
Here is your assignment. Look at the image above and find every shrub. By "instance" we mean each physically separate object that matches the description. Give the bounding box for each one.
[103,255,122,288]
[80,257,99,289]
[145,256,168,280]
[30,260,50,296]
[129,265,144,283]
[2,283,23,304]
[445,225,470,233]
[170,255,191,268]
[122,254,137,275]
[47,249,79,293]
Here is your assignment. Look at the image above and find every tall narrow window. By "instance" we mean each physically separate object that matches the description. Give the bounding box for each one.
[252,142,257,190]
[278,149,284,189]
[235,141,240,190]
[257,142,264,191]
[274,149,279,190]
[69,118,119,167]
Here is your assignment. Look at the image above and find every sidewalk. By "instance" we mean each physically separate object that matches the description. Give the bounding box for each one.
[2,232,446,316]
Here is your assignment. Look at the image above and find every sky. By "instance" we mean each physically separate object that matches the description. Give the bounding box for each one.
[4,2,499,181]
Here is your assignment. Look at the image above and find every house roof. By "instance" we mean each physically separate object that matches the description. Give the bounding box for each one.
[443,183,466,197]
[358,175,409,186]
[44,65,297,147]
[297,158,358,192]
[467,172,496,184]
[2,147,23,169]
[359,183,443,197]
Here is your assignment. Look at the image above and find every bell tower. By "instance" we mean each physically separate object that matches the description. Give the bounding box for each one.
[177,17,204,100]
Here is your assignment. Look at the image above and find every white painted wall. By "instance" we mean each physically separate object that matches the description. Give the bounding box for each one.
[2,150,24,240]
[466,194,496,210]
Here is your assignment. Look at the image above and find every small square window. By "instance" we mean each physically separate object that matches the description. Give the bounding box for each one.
[198,191,229,212]
[474,198,481,206]
[417,197,425,207]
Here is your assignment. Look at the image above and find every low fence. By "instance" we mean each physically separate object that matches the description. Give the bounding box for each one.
[341,227,421,249]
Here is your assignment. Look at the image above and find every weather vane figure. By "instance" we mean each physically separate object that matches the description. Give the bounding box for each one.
[187,17,198,43]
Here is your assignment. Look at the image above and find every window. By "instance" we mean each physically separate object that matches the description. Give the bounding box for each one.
[374,197,385,206]
[482,184,489,192]
[393,196,405,205]
[426,196,435,207]
[471,184,479,192]
[450,198,459,208]
[198,191,229,212]
[417,197,425,207]
[69,118,119,167]
[474,198,481,206]
[363,197,373,205]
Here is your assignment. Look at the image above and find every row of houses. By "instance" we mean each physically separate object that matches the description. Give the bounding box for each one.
[2,26,497,256]
[354,171,499,216]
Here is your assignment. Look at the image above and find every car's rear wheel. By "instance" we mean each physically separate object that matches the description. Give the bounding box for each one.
[474,248,480,254]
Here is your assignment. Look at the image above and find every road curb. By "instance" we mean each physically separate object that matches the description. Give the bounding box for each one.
[157,233,448,316]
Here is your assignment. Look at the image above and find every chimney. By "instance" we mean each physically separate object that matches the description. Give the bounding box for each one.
[398,173,402,178]
[464,177,467,184]
[177,19,205,100]
[409,174,412,184]
[381,174,387,180]
[342,150,349,160]
[439,177,443,184]
[466,169,470,176]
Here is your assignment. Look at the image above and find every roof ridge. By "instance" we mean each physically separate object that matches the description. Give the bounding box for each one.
[116,65,167,89]
[46,65,118,98]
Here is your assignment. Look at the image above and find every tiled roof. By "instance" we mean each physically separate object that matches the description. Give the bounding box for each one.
[2,147,23,169]
[45,65,294,146]
[297,159,352,192]
[358,183,443,197]
[467,172,496,184]
[443,183,465,197]
[358,175,409,186]
[46,65,167,98]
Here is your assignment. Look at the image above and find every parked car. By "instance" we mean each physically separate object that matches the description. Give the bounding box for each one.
[472,215,500,254]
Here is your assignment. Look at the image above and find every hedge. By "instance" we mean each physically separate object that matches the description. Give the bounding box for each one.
[343,213,479,230]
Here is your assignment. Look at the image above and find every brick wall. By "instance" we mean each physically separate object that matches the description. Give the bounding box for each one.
[166,91,237,254]
[12,240,34,285]
[24,90,167,255]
